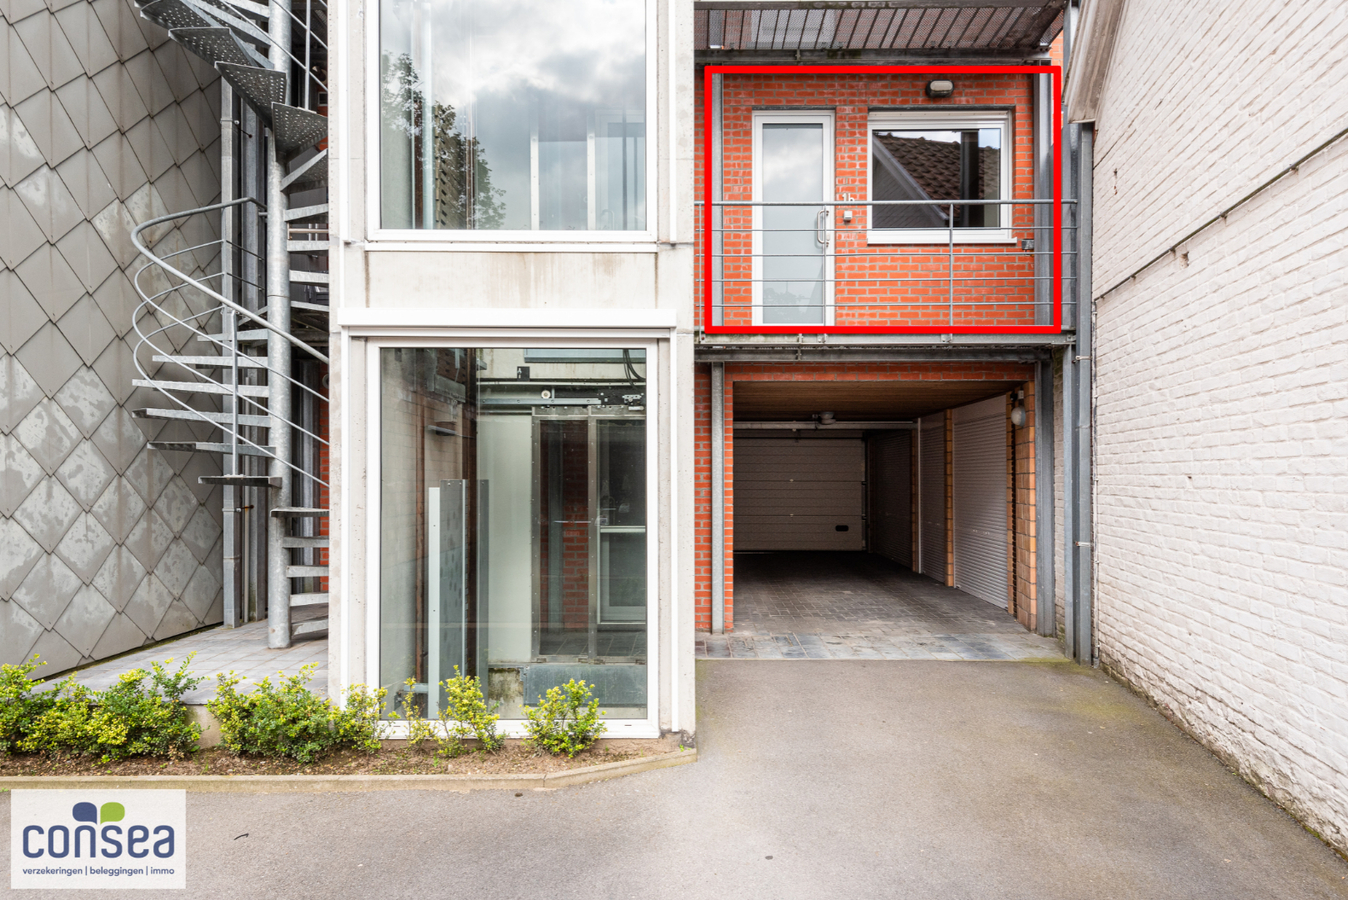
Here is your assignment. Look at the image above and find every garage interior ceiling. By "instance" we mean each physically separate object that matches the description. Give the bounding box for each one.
[732,381,1020,421]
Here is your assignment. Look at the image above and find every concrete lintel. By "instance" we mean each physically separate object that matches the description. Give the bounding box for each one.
[698,331,1074,346]
[696,50,1052,66]
[694,347,1053,363]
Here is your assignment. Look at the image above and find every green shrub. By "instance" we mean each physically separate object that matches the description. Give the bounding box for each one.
[335,684,387,755]
[18,656,203,762]
[208,664,385,762]
[392,678,436,751]
[522,679,606,758]
[0,656,53,754]
[437,667,503,757]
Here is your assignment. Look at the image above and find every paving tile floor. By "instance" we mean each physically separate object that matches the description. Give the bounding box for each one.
[59,620,328,704]
[696,552,1063,661]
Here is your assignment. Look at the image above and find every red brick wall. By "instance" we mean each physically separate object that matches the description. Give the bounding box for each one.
[537,421,592,631]
[693,360,1036,631]
[696,70,1040,331]
[1011,379,1037,629]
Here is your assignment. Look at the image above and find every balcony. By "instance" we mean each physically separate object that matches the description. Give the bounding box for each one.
[696,197,1075,334]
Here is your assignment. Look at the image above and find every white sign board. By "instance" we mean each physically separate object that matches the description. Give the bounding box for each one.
[11,790,186,890]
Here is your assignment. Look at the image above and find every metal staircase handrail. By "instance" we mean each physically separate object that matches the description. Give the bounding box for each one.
[131,197,330,366]
[134,232,331,409]
[130,197,332,490]
[130,278,331,446]
[130,277,332,490]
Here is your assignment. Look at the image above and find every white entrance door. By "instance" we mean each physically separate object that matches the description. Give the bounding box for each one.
[753,113,834,326]
[952,394,1010,608]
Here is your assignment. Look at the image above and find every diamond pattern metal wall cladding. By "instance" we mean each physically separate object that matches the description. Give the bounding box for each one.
[1,0,224,669]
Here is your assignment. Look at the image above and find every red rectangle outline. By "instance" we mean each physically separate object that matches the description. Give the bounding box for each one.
[701,64,1063,335]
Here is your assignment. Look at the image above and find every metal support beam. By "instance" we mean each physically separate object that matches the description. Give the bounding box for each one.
[695,50,1052,65]
[220,81,240,628]
[711,363,726,634]
[696,348,1052,363]
[1034,356,1054,636]
[241,104,264,624]
[266,0,294,650]
[1033,72,1053,326]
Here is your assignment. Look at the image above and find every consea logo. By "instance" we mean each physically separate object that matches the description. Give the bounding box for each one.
[10,790,186,890]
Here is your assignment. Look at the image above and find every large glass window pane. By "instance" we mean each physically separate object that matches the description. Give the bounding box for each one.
[380,0,646,232]
[871,127,1002,229]
[760,123,825,326]
[380,348,649,722]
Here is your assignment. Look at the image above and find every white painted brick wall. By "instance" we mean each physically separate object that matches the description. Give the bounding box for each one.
[1091,1,1348,850]
[1091,1,1348,293]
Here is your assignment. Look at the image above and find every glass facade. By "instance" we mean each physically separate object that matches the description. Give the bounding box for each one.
[379,348,649,721]
[379,0,647,232]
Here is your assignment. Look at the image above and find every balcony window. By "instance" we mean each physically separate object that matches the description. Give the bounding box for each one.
[868,111,1013,244]
[379,0,647,234]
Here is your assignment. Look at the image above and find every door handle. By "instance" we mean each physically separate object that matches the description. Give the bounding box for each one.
[816,209,829,248]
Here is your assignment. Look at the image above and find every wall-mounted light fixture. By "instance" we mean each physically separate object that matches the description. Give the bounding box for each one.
[926,79,955,99]
[1010,390,1027,428]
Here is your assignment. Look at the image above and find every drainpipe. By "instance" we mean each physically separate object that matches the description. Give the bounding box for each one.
[1071,126,1095,665]
[711,362,725,633]
[266,0,293,650]
[1033,73,1053,325]
[1034,357,1055,636]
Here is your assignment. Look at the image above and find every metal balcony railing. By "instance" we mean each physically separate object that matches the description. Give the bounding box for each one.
[696,198,1077,334]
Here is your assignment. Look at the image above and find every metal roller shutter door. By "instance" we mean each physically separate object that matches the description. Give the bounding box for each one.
[868,432,912,567]
[918,417,946,580]
[953,395,1010,608]
[734,438,865,551]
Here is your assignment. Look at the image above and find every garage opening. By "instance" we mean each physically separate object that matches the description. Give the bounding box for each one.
[699,375,1058,661]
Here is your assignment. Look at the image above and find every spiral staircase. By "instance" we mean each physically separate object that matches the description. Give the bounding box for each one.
[127,0,330,648]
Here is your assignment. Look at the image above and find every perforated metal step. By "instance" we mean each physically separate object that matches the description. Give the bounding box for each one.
[271,104,327,154]
[218,63,286,122]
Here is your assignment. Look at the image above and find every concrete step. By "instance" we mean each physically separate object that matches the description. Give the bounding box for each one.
[285,565,328,578]
[290,270,329,285]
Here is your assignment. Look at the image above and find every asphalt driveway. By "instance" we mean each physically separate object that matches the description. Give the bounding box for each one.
[5,660,1347,899]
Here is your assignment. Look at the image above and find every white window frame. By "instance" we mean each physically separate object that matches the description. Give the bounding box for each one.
[366,0,659,247]
[751,110,836,328]
[362,327,664,740]
[866,109,1014,246]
